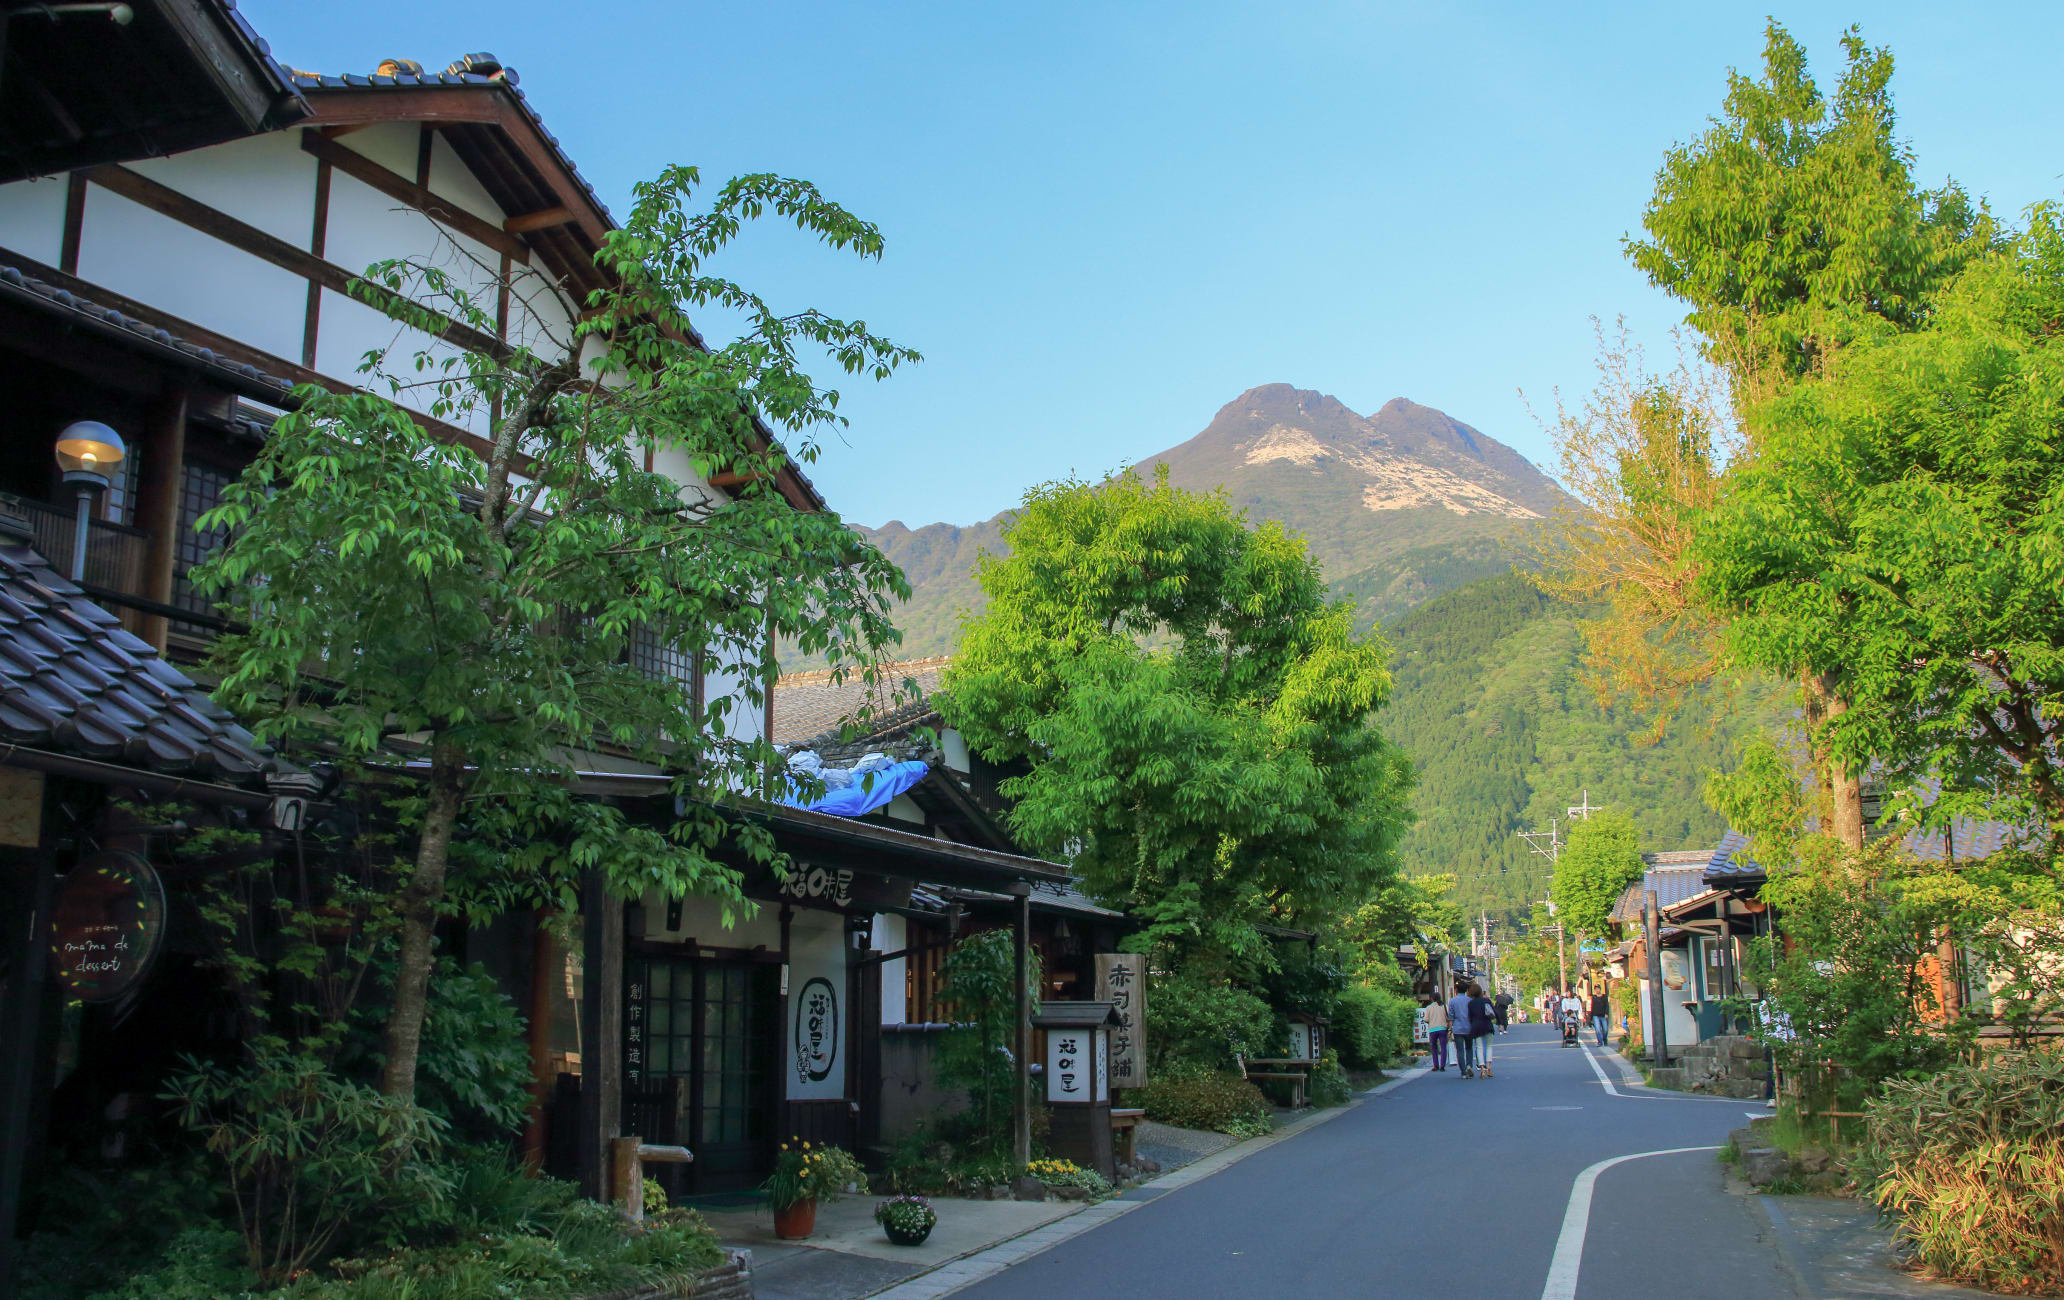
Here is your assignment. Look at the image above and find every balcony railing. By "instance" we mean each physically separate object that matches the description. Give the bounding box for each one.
[2,491,151,591]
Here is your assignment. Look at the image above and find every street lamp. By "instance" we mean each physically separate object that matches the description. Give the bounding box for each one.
[54,421,125,583]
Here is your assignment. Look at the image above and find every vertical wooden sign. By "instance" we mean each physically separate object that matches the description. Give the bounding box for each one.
[1095,953,1147,1089]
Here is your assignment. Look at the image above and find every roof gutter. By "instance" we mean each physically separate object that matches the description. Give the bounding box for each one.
[0,743,272,808]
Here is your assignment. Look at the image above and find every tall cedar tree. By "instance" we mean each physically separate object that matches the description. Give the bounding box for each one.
[939,470,1414,964]
[197,169,916,1102]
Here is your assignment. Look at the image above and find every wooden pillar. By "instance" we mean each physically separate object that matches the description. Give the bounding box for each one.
[522,908,556,1169]
[1644,890,1668,1066]
[578,872,623,1200]
[0,773,54,1299]
[133,385,189,652]
[1009,882,1031,1170]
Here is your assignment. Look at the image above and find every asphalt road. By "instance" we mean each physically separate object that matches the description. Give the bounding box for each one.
[955,1024,1799,1300]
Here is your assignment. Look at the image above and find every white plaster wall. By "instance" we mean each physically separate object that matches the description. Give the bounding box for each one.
[75,185,305,361]
[127,132,318,246]
[942,728,970,773]
[884,794,924,826]
[701,647,768,749]
[639,891,778,950]
[0,174,69,266]
[875,913,907,1024]
[426,130,507,229]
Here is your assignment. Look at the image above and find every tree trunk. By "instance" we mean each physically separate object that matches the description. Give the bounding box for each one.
[1805,671,1866,850]
[381,739,465,1101]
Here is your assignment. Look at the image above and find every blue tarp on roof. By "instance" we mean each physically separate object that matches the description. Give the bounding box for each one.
[781,759,929,817]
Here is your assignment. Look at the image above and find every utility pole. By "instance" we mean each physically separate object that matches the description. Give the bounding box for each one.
[1517,818,1569,993]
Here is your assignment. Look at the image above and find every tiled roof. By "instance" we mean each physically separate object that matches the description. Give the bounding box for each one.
[0,542,272,781]
[283,54,613,225]
[772,657,951,748]
[1609,862,1712,925]
[0,263,292,396]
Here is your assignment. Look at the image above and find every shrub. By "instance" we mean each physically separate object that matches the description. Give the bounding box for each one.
[16,1157,230,1300]
[1333,985,1417,1067]
[1866,1046,2064,1293]
[936,931,1039,1156]
[1309,1051,1352,1107]
[1025,1157,1111,1197]
[339,959,535,1143]
[1145,970,1273,1071]
[1133,1062,1271,1135]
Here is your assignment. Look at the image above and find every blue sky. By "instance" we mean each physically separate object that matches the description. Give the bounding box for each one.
[247,2,2064,529]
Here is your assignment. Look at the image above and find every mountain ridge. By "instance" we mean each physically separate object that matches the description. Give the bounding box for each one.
[806,384,1568,666]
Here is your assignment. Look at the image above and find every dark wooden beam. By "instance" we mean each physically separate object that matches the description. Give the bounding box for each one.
[503,205,575,235]
[302,160,331,370]
[299,130,531,265]
[81,164,509,360]
[707,471,763,490]
[59,172,85,275]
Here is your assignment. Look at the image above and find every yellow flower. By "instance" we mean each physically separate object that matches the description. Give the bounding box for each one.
[781,1144,790,1151]
[803,1142,812,1150]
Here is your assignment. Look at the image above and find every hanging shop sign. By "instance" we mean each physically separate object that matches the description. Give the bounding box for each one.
[49,850,166,1004]
[1660,949,1688,991]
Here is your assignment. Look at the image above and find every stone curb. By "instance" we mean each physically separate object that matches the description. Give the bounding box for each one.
[862,1064,1433,1299]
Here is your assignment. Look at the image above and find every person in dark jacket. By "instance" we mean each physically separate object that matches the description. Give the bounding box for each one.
[1589,988,1613,1047]
[1468,986,1497,1077]
[1493,990,1513,1034]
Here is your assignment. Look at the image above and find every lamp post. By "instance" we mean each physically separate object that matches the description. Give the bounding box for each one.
[53,421,125,583]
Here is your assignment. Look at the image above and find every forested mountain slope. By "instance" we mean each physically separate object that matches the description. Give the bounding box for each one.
[1378,573,1789,928]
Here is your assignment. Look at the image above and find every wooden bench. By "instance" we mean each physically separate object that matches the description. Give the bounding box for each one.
[1242,1058,1313,1108]
[1110,1107,1145,1166]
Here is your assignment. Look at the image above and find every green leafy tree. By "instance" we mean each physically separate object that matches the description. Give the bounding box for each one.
[934,930,1039,1155]
[198,167,916,1103]
[1551,811,1645,945]
[940,469,1415,962]
[1696,207,2064,842]
[1626,21,1988,392]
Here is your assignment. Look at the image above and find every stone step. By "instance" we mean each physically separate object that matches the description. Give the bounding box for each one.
[1646,1066,1690,1091]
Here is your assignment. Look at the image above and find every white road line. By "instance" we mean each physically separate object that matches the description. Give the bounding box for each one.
[1540,1146,1720,1300]
[1577,1044,1747,1103]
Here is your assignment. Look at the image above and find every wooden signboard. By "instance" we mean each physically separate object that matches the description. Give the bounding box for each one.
[49,851,166,1004]
[1095,953,1147,1089]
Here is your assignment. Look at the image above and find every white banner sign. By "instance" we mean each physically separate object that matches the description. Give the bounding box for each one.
[786,918,847,1100]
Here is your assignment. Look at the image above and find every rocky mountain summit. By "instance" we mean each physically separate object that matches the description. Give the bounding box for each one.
[825,385,1566,663]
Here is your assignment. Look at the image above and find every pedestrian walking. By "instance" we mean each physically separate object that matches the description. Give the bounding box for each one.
[1589,987,1612,1047]
[1422,994,1450,1072]
[1468,984,1497,1078]
[1446,984,1478,1078]
[1493,989,1513,1035]
[1559,987,1584,1047]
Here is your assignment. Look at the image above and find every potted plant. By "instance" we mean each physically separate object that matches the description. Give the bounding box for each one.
[874,1194,938,1246]
[762,1138,867,1240]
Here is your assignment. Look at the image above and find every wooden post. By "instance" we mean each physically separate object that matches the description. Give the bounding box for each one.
[579,871,624,1200]
[1644,890,1668,1067]
[611,1136,643,1221]
[522,908,556,1169]
[134,385,189,652]
[0,773,54,1300]
[1009,882,1031,1170]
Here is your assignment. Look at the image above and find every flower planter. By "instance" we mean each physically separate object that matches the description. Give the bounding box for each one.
[883,1220,934,1246]
[773,1197,818,1240]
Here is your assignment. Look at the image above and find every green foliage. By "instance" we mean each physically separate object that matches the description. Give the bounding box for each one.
[1866,1047,2064,1293]
[941,468,1414,960]
[1132,1063,1272,1136]
[82,1226,252,1300]
[935,930,1039,1154]
[1143,968,1274,1071]
[17,1159,231,1300]
[1331,984,1415,1068]
[1024,1157,1112,1196]
[1309,1051,1352,1107]
[1550,810,1644,942]
[1381,573,1787,927]
[1627,21,1988,385]
[164,1048,451,1284]
[338,959,534,1143]
[761,1140,867,1212]
[1696,207,2064,840]
[196,166,919,1103]
[874,1195,937,1235]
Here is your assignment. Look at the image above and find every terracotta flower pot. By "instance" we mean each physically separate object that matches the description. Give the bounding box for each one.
[773,1197,818,1240]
